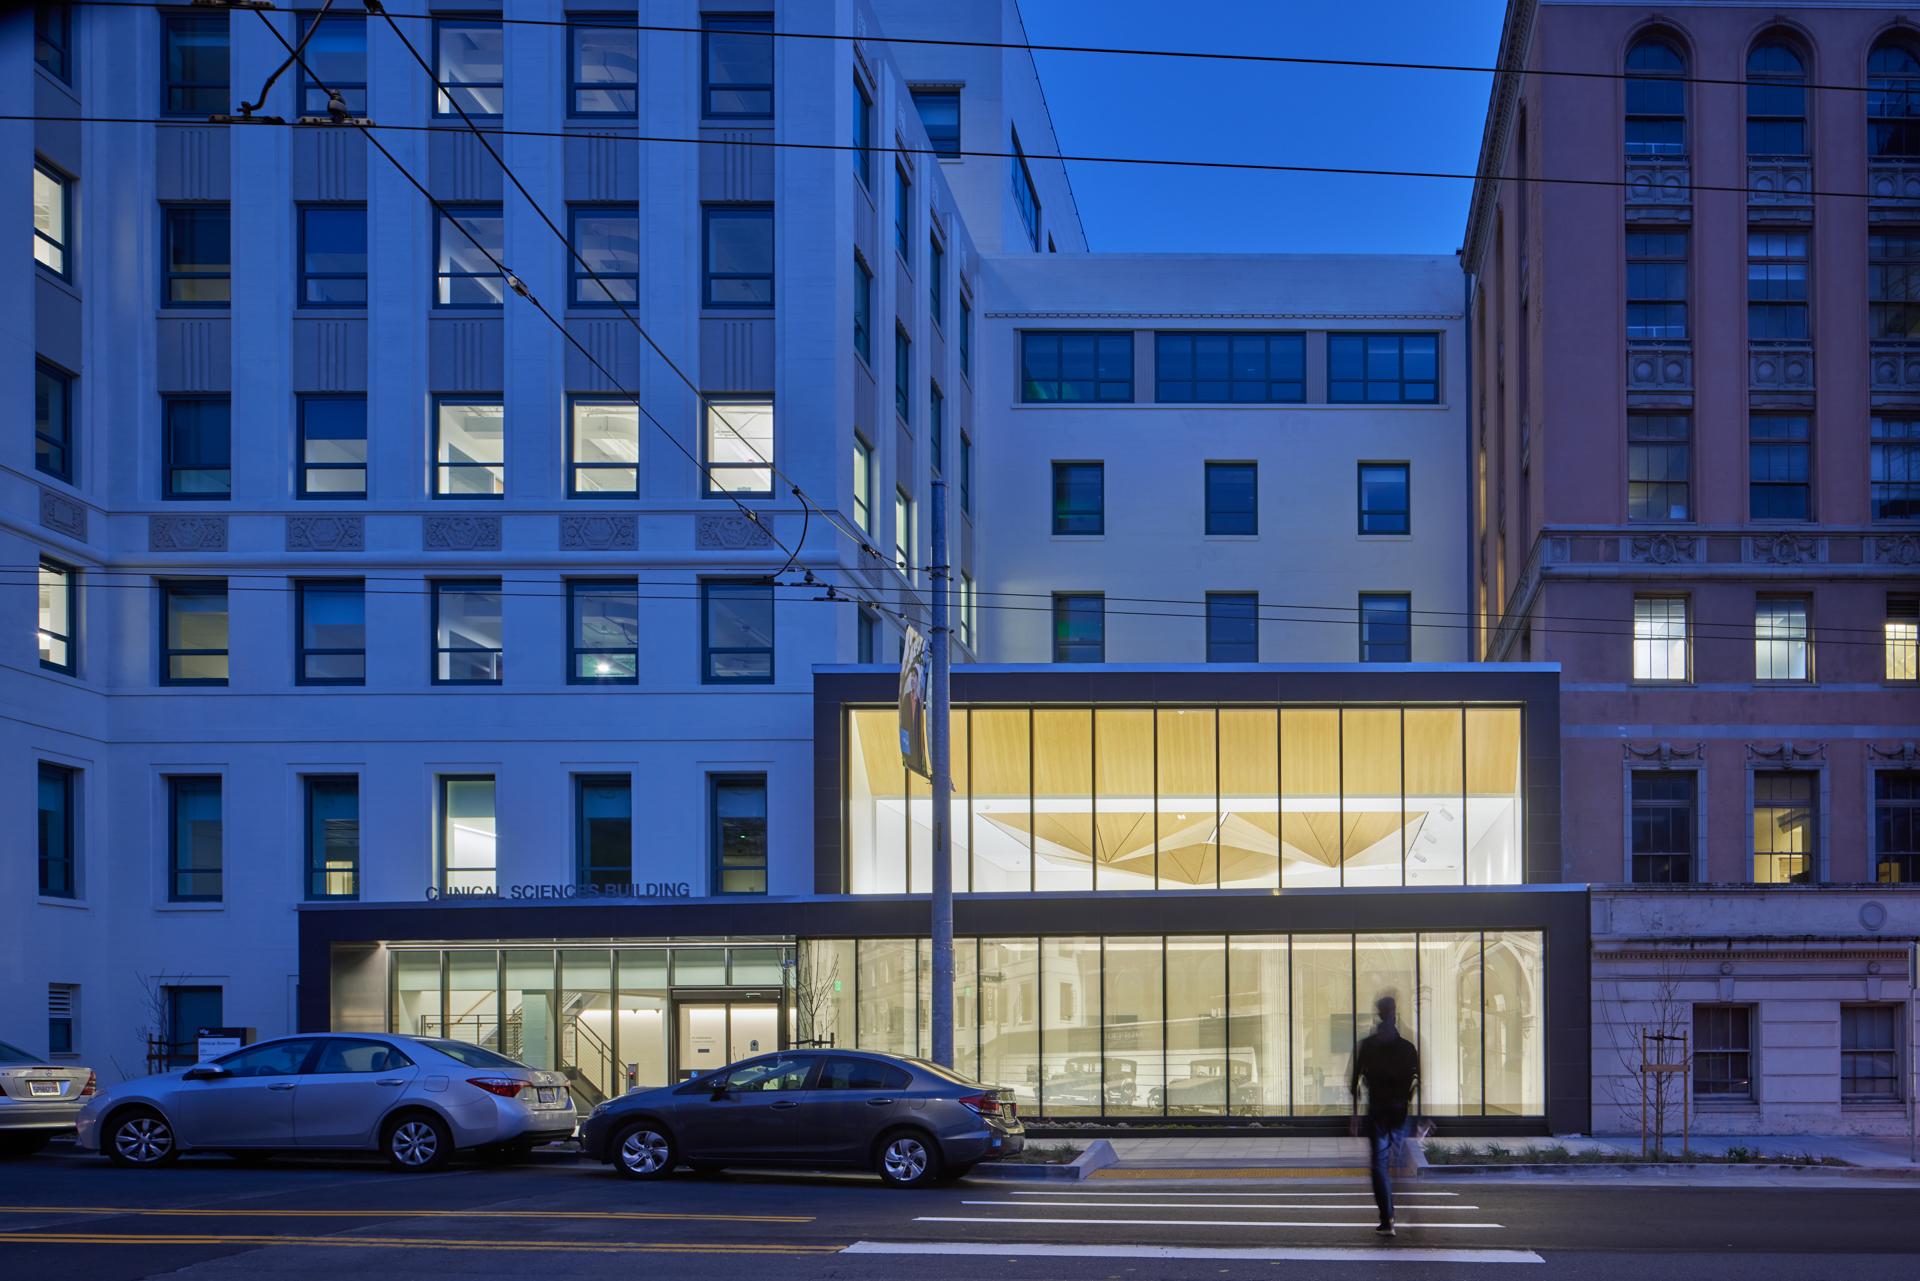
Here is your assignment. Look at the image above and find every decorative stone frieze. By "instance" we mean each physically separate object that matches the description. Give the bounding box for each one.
[287,515,364,552]
[695,512,773,550]
[423,514,501,551]
[560,513,637,551]
[149,515,227,551]
[39,487,86,539]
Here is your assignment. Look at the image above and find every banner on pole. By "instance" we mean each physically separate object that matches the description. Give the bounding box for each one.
[899,624,931,778]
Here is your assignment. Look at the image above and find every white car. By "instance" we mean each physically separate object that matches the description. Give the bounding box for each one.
[76,1032,575,1171]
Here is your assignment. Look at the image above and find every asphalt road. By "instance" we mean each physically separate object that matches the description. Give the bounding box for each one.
[2,1145,1915,1280]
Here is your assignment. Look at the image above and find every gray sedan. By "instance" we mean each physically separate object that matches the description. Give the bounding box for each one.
[75,1033,576,1171]
[580,1049,1024,1188]
[0,1038,95,1157]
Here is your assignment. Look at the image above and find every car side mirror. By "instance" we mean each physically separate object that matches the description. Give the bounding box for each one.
[183,1064,227,1082]
[709,1084,730,1101]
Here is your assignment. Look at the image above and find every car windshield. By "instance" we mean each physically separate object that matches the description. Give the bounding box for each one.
[423,1040,528,1071]
[0,1039,38,1063]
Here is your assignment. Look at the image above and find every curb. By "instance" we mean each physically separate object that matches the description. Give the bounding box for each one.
[972,1138,1117,1180]
[1425,1161,1920,1180]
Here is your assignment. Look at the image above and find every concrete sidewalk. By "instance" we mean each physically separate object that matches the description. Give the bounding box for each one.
[1426,1132,1920,1168]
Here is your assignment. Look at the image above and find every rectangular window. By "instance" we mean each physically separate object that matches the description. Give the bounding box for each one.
[1357,462,1409,534]
[304,776,359,900]
[1868,232,1920,342]
[1328,333,1438,403]
[703,580,774,684]
[162,9,228,116]
[298,205,367,307]
[165,986,222,1067]
[1747,230,1809,340]
[1630,771,1695,883]
[960,295,972,378]
[1693,1006,1752,1099]
[1011,128,1040,250]
[894,166,912,262]
[703,205,773,307]
[164,398,230,499]
[434,399,505,498]
[162,204,230,306]
[568,579,638,683]
[1205,461,1257,536]
[433,580,503,684]
[959,572,976,649]
[569,205,639,306]
[1841,1006,1901,1102]
[47,985,76,1057]
[438,775,497,892]
[930,235,945,326]
[434,16,504,116]
[1889,597,1919,683]
[704,399,774,496]
[1755,596,1811,681]
[1749,414,1811,520]
[1021,331,1133,403]
[1358,592,1412,662]
[161,580,228,685]
[569,398,639,497]
[711,774,768,893]
[1626,230,1689,340]
[894,489,912,573]
[1052,593,1104,663]
[930,383,945,466]
[435,204,505,306]
[1155,332,1305,403]
[1633,596,1689,682]
[1628,411,1692,521]
[1206,593,1259,663]
[168,776,223,902]
[33,162,68,276]
[37,559,73,674]
[960,434,973,514]
[1876,770,1920,882]
[1753,770,1816,884]
[38,762,76,899]
[34,360,73,483]
[1872,417,1920,521]
[296,579,365,685]
[298,396,367,498]
[895,328,911,421]
[912,88,961,157]
[853,255,872,362]
[857,608,877,663]
[1625,50,1685,156]
[35,3,72,84]
[569,13,638,116]
[702,13,773,118]
[1052,462,1104,535]
[852,74,872,186]
[298,11,365,116]
[576,775,632,887]
[852,437,872,532]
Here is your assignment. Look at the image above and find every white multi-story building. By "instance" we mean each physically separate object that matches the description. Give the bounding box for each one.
[5,1,1579,1131]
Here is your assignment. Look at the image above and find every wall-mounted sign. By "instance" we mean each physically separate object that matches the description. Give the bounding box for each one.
[423,882,694,902]
[195,1026,250,1063]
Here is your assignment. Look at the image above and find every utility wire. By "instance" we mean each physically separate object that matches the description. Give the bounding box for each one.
[10,108,1916,202]
[60,0,1920,96]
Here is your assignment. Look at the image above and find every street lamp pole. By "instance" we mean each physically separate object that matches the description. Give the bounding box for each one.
[928,471,955,1068]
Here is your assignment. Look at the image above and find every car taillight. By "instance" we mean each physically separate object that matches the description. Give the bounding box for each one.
[468,1077,527,1099]
[80,1072,96,1097]
[959,1092,1001,1116]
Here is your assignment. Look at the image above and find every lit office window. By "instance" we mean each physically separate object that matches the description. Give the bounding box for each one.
[434,400,505,497]
[34,361,73,483]
[299,12,366,115]
[32,162,68,276]
[1327,334,1438,403]
[852,437,873,532]
[1358,463,1410,534]
[162,205,230,306]
[164,398,231,499]
[298,397,367,498]
[438,775,497,892]
[960,572,976,649]
[1625,37,1686,156]
[1754,597,1810,681]
[299,205,367,306]
[162,9,229,116]
[703,205,774,307]
[704,400,773,496]
[1841,1006,1901,1101]
[1746,43,1806,157]
[160,581,228,685]
[912,89,961,156]
[1625,231,1688,340]
[712,775,768,893]
[435,205,505,306]
[576,775,633,887]
[1630,771,1695,883]
[1752,772,1815,883]
[305,776,360,900]
[569,206,640,306]
[1746,230,1808,341]
[1877,771,1920,883]
[703,580,774,684]
[853,255,873,362]
[569,399,640,496]
[168,776,223,901]
[1011,128,1040,249]
[38,762,76,899]
[1872,417,1920,521]
[1205,462,1257,536]
[1632,596,1688,682]
[1021,332,1133,403]
[1888,597,1919,682]
[1206,593,1258,663]
[1628,412,1691,521]
[434,17,504,115]
[1052,594,1104,663]
[1052,462,1103,535]
[1156,333,1304,403]
[569,14,638,115]
[433,580,503,684]
[37,560,74,674]
[702,14,773,118]
[568,579,639,683]
[894,489,913,574]
[1749,414,1811,520]
[1358,593,1411,662]
[1693,1006,1751,1098]
[295,579,366,685]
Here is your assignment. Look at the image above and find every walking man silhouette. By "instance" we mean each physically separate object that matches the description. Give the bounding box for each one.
[1349,994,1420,1237]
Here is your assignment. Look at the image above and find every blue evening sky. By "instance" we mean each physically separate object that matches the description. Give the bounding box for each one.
[1019,0,1506,254]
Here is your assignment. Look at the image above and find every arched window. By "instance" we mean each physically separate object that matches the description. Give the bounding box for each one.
[1746,42,1807,157]
[1625,38,1687,157]
[1868,40,1920,159]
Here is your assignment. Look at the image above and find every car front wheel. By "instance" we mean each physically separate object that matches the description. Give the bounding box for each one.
[611,1121,675,1179]
[876,1130,942,1189]
[106,1109,179,1168]
[384,1113,453,1173]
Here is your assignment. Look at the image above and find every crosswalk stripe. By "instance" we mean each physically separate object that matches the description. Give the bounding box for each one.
[962,1200,1482,1211]
[845,1241,1544,1264]
[914,1215,1504,1230]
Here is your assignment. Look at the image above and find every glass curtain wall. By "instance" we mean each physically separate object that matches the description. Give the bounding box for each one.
[848,704,1526,893]
[797,931,1545,1119]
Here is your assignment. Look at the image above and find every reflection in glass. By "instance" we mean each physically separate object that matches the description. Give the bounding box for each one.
[1419,932,1482,1115]
[1291,934,1354,1115]
[856,939,916,1058]
[560,949,615,1107]
[1102,937,1162,1115]
[504,950,556,1070]
[1158,709,1218,888]
[953,940,980,1080]
[1040,937,1102,1116]
[393,951,444,1040]
[796,939,855,1050]
[1033,709,1093,891]
[979,938,1038,1110]
[1484,931,1544,1115]
[1228,936,1288,1115]
[1095,708,1155,890]
[1164,936,1228,1114]
[1354,933,1417,1063]
[443,949,498,1047]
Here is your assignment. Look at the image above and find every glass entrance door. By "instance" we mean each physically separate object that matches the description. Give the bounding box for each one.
[674,1001,781,1080]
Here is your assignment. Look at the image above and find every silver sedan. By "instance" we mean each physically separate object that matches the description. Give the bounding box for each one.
[76,1033,575,1171]
[0,1038,95,1157]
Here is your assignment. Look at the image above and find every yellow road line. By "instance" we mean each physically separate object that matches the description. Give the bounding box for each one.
[0,1231,843,1255]
[0,1205,811,1224]
[1091,1166,1368,1179]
